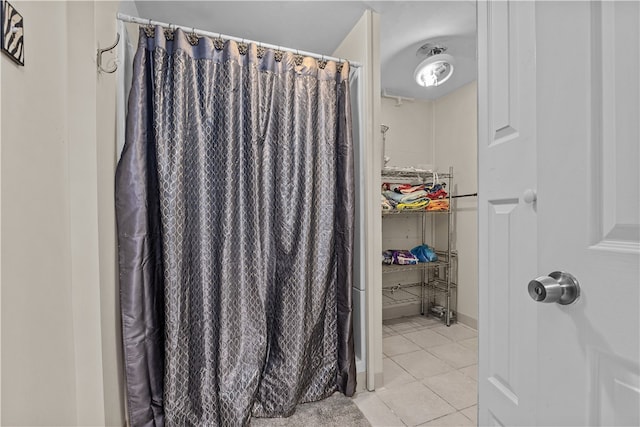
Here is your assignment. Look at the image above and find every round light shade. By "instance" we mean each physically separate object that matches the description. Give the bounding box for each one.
[414,53,455,88]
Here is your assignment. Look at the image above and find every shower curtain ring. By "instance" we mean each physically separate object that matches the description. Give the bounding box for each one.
[165,23,175,40]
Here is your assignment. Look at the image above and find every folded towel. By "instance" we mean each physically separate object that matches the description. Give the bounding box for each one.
[424,183,442,192]
[397,199,429,210]
[426,200,449,211]
[381,195,394,210]
[427,188,448,199]
[399,184,427,194]
[387,183,426,194]
[383,190,428,204]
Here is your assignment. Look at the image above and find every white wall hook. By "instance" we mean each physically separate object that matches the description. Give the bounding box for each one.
[97,32,120,74]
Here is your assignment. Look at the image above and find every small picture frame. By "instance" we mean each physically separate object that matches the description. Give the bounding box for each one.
[1,0,24,66]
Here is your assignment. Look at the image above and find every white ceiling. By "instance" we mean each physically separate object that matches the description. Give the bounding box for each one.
[132,1,476,100]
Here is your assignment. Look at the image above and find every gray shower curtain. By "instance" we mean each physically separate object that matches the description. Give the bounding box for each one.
[116,27,356,426]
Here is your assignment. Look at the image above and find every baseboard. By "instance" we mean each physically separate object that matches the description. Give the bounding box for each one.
[456,312,477,330]
[382,302,422,320]
[374,371,384,390]
[383,303,478,331]
[355,370,367,393]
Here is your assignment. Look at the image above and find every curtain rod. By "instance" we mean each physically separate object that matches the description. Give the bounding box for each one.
[116,13,362,68]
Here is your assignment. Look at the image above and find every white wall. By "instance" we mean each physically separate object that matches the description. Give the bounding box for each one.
[1,3,77,424]
[381,97,434,169]
[1,1,125,425]
[434,81,478,327]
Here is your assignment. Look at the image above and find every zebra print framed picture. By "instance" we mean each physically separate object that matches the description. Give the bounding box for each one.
[1,0,24,66]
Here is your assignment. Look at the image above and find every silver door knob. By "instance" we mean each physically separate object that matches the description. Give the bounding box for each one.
[528,271,580,305]
[522,189,537,204]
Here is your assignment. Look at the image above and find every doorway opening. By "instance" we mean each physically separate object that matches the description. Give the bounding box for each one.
[357,2,479,425]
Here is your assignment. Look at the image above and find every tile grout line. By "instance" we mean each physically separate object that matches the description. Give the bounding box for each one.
[414,410,472,427]
[364,385,411,427]
[458,405,477,423]
[418,340,478,371]
[419,376,461,415]
[389,336,466,423]
[400,322,477,420]
[385,355,424,386]
[378,315,478,427]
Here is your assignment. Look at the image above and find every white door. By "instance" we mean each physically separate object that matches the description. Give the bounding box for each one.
[478,1,640,426]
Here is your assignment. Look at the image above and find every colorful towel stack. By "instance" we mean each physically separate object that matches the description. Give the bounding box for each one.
[381,182,448,211]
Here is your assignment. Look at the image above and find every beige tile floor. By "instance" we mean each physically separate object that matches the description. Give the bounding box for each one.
[354,315,478,426]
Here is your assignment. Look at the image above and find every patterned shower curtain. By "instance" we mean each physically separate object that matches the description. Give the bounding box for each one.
[115,27,356,426]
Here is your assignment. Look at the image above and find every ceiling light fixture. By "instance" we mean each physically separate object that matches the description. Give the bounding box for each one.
[414,45,455,88]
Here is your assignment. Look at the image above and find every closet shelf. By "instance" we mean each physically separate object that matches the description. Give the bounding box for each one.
[382,168,452,182]
[381,166,457,326]
[382,261,449,274]
[382,209,450,216]
[382,282,423,307]
[427,279,458,293]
